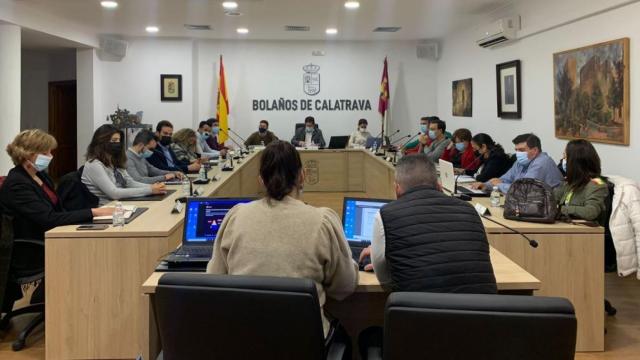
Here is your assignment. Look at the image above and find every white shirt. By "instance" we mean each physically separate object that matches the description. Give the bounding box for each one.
[196,136,220,158]
[371,212,392,286]
[305,131,313,146]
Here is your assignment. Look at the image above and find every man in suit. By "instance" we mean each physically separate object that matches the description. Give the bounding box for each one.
[147,120,200,173]
[291,116,326,148]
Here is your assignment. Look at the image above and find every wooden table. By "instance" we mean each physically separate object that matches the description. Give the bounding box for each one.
[141,247,540,360]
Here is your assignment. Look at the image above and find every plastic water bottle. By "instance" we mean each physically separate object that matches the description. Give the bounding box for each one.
[182,179,191,196]
[260,140,265,146]
[372,140,378,152]
[112,201,125,228]
[490,188,501,207]
[199,166,207,180]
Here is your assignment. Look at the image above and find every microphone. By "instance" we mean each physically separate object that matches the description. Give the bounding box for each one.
[398,132,421,149]
[481,214,539,248]
[391,134,412,145]
[219,128,245,155]
[227,128,250,153]
[387,129,401,140]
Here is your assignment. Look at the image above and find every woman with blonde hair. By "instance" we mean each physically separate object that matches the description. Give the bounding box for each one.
[170,128,201,164]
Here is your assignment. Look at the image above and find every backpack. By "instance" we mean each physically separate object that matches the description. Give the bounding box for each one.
[57,166,99,211]
[503,178,558,223]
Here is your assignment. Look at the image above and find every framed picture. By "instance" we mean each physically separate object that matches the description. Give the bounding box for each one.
[452,78,472,117]
[553,38,630,145]
[496,60,522,119]
[160,74,182,102]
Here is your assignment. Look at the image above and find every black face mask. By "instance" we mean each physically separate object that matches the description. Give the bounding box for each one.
[160,136,172,146]
[258,128,267,134]
[109,142,122,156]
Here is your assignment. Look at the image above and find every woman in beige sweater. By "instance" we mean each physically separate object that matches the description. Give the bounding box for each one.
[207,141,359,335]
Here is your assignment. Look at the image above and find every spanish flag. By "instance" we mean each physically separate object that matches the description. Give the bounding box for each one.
[378,57,390,117]
[216,55,229,144]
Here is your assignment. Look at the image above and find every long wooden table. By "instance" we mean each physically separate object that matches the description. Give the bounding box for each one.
[44,149,601,359]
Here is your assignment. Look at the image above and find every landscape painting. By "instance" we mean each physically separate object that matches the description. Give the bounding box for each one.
[554,38,629,145]
[452,78,472,117]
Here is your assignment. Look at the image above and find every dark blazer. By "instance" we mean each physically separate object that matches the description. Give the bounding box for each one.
[147,145,188,173]
[291,127,326,148]
[475,146,514,183]
[0,166,93,242]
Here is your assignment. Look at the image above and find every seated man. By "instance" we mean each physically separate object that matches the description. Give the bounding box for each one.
[419,118,451,162]
[472,133,563,193]
[360,153,497,293]
[196,120,226,158]
[126,130,183,184]
[148,120,200,173]
[205,118,229,152]
[291,116,326,148]
[244,120,279,146]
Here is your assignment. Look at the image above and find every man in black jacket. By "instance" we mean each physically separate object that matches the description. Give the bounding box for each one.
[359,153,497,294]
[291,116,326,148]
[147,120,199,174]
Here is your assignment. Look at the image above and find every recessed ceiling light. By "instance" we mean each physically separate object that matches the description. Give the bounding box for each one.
[344,1,360,9]
[237,28,249,34]
[145,26,159,33]
[326,28,338,35]
[100,1,118,9]
[222,2,239,10]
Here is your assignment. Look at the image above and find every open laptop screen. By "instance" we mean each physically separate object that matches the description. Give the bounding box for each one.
[342,198,391,244]
[183,198,254,244]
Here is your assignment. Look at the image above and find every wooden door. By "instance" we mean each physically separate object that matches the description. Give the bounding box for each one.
[48,80,77,180]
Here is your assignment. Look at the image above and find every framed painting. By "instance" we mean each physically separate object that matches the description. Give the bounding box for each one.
[160,74,182,102]
[496,60,521,119]
[452,78,472,117]
[554,38,630,145]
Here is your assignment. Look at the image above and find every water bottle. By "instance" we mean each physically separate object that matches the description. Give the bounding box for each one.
[112,201,125,228]
[372,140,378,152]
[182,178,191,196]
[199,166,207,180]
[490,188,501,207]
[260,140,265,146]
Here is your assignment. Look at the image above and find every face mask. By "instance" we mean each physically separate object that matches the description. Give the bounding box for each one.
[109,142,122,156]
[160,136,172,146]
[258,128,267,134]
[33,154,53,172]
[212,127,220,135]
[561,158,567,173]
[306,127,314,133]
[515,151,531,166]
[428,130,437,140]
[359,127,367,133]
[455,142,466,152]
[142,149,154,158]
[420,125,428,134]
[200,132,211,140]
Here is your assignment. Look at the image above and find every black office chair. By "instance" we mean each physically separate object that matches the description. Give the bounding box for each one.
[603,178,617,316]
[363,292,577,360]
[154,273,350,360]
[0,213,45,351]
[295,123,319,132]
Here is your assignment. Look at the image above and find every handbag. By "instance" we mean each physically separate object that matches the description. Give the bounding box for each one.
[503,178,558,223]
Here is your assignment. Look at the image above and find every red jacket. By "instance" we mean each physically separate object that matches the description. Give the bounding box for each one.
[441,146,480,171]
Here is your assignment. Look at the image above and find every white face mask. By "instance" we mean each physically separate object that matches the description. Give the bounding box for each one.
[359,127,367,133]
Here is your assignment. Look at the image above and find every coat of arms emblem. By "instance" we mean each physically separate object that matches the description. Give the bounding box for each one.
[304,160,320,185]
[303,63,321,96]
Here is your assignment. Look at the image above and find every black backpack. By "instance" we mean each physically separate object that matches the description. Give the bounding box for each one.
[503,178,558,224]
[57,166,99,211]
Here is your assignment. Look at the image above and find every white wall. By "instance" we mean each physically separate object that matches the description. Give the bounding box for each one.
[93,38,437,143]
[436,0,640,180]
[21,49,76,131]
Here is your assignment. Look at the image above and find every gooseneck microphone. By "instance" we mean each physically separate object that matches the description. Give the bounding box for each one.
[386,129,401,141]
[398,132,421,149]
[219,128,245,156]
[481,214,539,248]
[391,134,412,145]
[227,128,249,148]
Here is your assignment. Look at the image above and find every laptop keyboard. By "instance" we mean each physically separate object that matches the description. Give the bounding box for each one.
[173,245,213,258]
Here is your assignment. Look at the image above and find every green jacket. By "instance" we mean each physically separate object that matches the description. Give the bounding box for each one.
[554,179,608,224]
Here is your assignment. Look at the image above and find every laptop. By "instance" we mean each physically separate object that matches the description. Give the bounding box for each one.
[365,136,391,149]
[328,136,350,149]
[164,198,254,266]
[342,197,391,267]
[439,160,489,197]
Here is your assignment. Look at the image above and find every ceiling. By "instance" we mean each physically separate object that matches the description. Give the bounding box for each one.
[16,0,515,41]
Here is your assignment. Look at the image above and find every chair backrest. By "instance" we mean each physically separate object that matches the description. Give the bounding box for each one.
[384,292,577,360]
[0,213,15,312]
[295,123,319,132]
[154,273,327,360]
[56,166,99,210]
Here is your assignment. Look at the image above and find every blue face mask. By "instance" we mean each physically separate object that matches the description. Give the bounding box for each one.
[561,158,567,173]
[211,127,220,135]
[33,154,53,172]
[306,127,314,133]
[420,124,428,134]
[142,149,154,158]
[455,142,466,152]
[200,132,211,140]
[515,151,531,166]
[428,130,437,140]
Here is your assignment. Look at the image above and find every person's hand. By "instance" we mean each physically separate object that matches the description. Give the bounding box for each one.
[151,183,166,194]
[471,182,485,190]
[419,134,429,145]
[489,178,502,186]
[91,207,114,217]
[188,163,201,172]
[164,173,176,181]
[175,172,185,180]
[220,149,228,157]
[359,246,372,263]
[446,141,455,150]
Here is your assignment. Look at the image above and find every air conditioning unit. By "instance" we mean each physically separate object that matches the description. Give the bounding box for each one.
[476,17,519,48]
[99,36,128,59]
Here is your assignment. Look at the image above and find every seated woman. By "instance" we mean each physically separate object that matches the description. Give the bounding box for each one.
[126,130,183,184]
[207,141,358,336]
[170,128,202,164]
[554,139,607,223]
[441,128,480,173]
[348,118,371,148]
[82,124,165,205]
[0,130,113,309]
[470,133,513,182]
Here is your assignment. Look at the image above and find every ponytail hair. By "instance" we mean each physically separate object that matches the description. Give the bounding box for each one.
[259,141,302,201]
